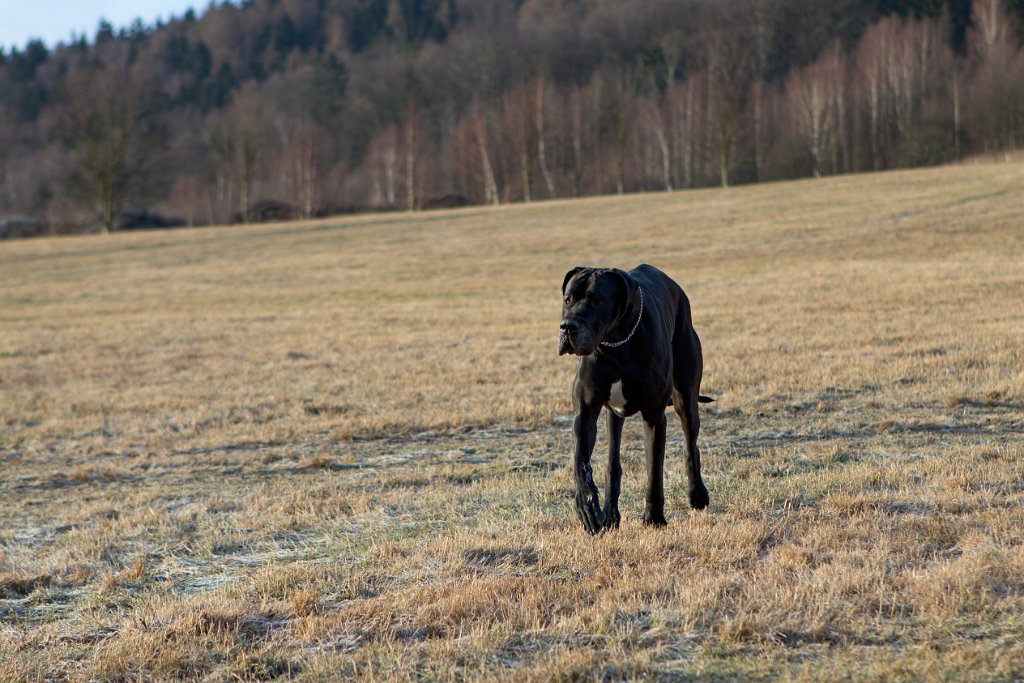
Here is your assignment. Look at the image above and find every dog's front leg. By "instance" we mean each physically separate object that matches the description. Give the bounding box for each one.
[572,407,605,535]
[603,410,624,530]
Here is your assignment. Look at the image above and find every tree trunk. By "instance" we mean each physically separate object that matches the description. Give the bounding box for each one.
[474,111,498,205]
[718,119,732,189]
[952,75,961,159]
[615,103,627,195]
[683,80,695,188]
[520,147,531,202]
[570,91,583,197]
[869,79,880,170]
[752,82,766,182]
[240,145,254,224]
[653,119,672,191]
[404,106,416,211]
[100,183,114,233]
[535,77,556,198]
[382,129,397,208]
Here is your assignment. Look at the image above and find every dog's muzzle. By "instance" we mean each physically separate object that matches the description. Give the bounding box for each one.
[558,320,593,356]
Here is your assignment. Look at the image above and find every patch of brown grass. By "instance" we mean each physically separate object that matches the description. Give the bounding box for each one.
[2,161,1024,679]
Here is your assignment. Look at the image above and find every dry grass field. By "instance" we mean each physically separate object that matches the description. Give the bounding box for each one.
[2,159,1024,681]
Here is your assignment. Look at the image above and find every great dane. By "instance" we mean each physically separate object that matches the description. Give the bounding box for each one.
[558,264,711,534]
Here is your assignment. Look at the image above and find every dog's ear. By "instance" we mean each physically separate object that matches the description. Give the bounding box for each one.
[608,268,639,315]
[562,266,587,295]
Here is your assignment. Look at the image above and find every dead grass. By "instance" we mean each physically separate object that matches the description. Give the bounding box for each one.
[2,160,1024,680]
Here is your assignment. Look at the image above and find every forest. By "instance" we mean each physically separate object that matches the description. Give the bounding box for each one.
[1,0,1023,235]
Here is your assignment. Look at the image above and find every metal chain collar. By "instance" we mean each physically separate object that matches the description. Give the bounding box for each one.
[600,286,644,348]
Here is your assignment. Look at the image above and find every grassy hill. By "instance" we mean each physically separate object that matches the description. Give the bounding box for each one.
[2,160,1024,680]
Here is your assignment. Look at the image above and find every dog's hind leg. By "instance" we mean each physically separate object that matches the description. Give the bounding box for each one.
[641,409,668,526]
[672,309,710,510]
[672,388,709,510]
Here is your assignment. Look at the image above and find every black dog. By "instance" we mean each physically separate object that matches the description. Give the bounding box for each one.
[558,264,711,534]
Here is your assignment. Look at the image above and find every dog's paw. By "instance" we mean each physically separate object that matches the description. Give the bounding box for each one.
[689,485,710,511]
[642,511,668,527]
[601,507,621,531]
[574,489,605,535]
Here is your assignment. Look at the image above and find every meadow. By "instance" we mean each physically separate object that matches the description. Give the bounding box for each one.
[1,159,1023,681]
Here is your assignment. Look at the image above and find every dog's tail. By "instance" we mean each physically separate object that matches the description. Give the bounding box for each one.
[666,395,716,407]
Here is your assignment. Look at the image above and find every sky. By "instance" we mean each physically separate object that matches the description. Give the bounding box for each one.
[0,0,203,51]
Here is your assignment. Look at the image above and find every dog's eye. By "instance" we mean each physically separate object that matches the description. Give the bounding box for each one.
[564,296,571,305]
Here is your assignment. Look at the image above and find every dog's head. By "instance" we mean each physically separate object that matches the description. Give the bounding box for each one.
[558,266,638,356]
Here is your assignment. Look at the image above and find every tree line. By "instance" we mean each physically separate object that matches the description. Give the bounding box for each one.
[1,0,1023,234]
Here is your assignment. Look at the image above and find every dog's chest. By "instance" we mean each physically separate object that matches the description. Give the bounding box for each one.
[607,381,628,416]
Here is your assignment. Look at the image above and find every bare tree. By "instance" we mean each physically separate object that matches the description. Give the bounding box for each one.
[603,64,639,194]
[286,124,322,218]
[967,0,1024,151]
[502,84,536,202]
[642,96,673,191]
[207,84,264,223]
[786,46,845,177]
[567,85,589,197]
[402,100,418,211]
[168,175,203,227]
[972,0,1013,61]
[702,9,753,188]
[256,55,348,219]
[658,28,688,89]
[951,68,963,159]
[267,105,323,219]
[60,65,164,232]
[744,0,777,181]
[534,75,556,198]
[666,74,705,188]
[458,99,499,206]
[0,105,11,213]
[855,18,898,170]
[367,125,399,209]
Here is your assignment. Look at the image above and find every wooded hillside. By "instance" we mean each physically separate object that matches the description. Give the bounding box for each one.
[1,0,1023,234]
